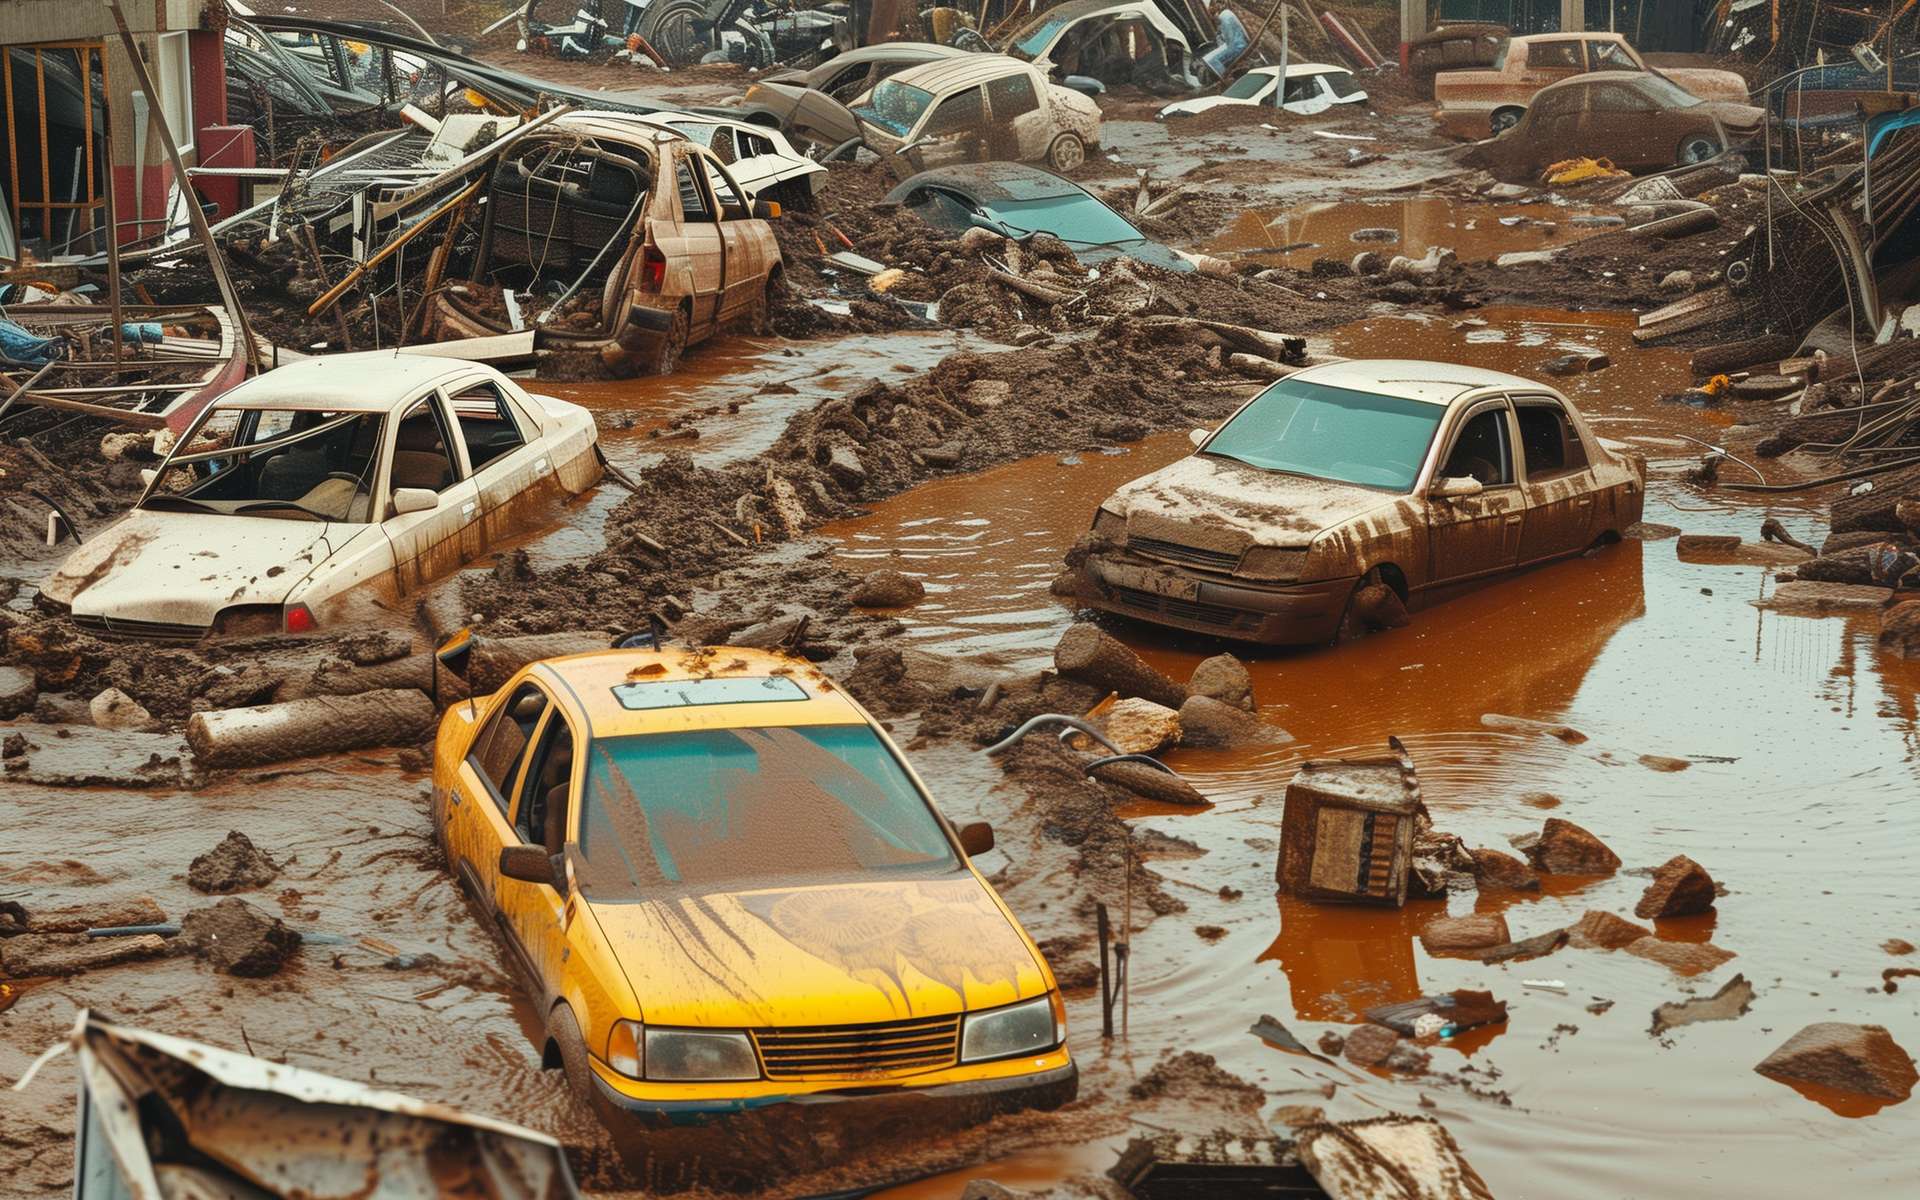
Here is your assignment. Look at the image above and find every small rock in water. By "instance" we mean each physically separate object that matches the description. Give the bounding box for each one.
[849,569,925,608]
[1635,855,1718,919]
[89,688,151,732]
[1755,1023,1918,1103]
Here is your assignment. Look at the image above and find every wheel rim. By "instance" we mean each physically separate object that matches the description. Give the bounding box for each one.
[1054,136,1084,170]
[649,8,709,66]
[1491,111,1518,134]
[1681,138,1719,164]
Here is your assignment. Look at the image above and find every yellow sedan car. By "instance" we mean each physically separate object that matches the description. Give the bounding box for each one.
[430,644,1074,1171]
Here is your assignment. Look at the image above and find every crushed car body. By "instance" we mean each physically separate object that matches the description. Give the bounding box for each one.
[1462,71,1764,181]
[853,55,1103,175]
[1070,359,1645,645]
[1003,0,1198,91]
[39,354,600,639]
[1159,63,1369,119]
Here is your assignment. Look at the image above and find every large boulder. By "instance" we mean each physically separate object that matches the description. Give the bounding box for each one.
[1526,818,1621,875]
[1099,697,1182,755]
[1420,913,1510,954]
[187,831,280,894]
[1755,1023,1917,1102]
[1634,855,1718,919]
[180,898,300,977]
[849,569,925,609]
[1188,654,1254,711]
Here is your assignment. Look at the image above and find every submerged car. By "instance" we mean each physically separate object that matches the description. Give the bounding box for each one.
[1003,0,1196,89]
[39,354,600,639]
[1071,359,1645,645]
[1158,63,1368,119]
[1464,71,1763,181]
[431,645,1074,1167]
[884,161,1191,272]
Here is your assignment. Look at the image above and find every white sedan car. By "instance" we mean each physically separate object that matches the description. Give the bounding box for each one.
[1159,63,1369,119]
[640,113,827,208]
[40,353,601,640]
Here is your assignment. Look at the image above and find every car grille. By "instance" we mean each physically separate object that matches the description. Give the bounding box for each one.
[1127,537,1242,573]
[1109,586,1264,633]
[750,1014,961,1080]
[70,613,207,641]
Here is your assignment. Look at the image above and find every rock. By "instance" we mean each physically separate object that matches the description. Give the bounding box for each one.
[1659,269,1696,294]
[1100,697,1182,755]
[1464,927,1569,964]
[1420,912,1511,954]
[1651,973,1754,1036]
[920,441,965,468]
[1177,695,1290,748]
[1343,1024,1401,1067]
[1634,855,1718,919]
[0,665,35,720]
[89,687,151,732]
[180,897,300,977]
[99,431,149,461]
[1542,352,1610,375]
[1755,1023,1917,1102]
[1879,601,1920,659]
[1885,938,1916,955]
[1468,848,1540,891]
[1351,251,1386,275]
[849,569,925,608]
[1527,818,1621,875]
[1624,938,1736,975]
[1188,653,1254,710]
[1317,1031,1346,1056]
[1638,754,1691,772]
[2,732,26,758]
[824,442,867,487]
[187,831,280,894]
[1567,910,1652,950]
[960,1183,1025,1200]
[0,931,167,977]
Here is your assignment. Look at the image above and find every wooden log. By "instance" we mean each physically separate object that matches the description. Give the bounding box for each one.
[1631,208,1719,239]
[470,632,614,694]
[1089,759,1208,806]
[0,932,168,977]
[187,688,438,768]
[1692,334,1797,378]
[1053,623,1188,709]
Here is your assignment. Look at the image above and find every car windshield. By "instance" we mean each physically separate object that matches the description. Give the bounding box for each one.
[142,408,382,522]
[1202,379,1447,492]
[1010,15,1075,59]
[1223,72,1272,100]
[856,80,936,136]
[575,724,960,897]
[1639,73,1703,108]
[985,193,1143,246]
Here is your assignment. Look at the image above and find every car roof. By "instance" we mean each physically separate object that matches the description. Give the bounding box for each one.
[559,111,687,142]
[891,54,1032,93]
[1249,63,1350,79]
[1292,359,1552,405]
[886,160,1090,203]
[211,352,490,412]
[820,41,967,67]
[535,646,866,736]
[1022,0,1151,24]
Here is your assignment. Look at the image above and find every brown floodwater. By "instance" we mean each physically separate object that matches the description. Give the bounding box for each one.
[1208,196,1611,269]
[836,307,1920,1197]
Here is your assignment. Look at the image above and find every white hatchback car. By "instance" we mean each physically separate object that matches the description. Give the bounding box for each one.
[855,55,1102,174]
[40,353,601,639]
[1159,63,1369,119]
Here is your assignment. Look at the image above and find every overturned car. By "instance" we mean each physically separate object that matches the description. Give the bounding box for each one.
[1069,360,1644,645]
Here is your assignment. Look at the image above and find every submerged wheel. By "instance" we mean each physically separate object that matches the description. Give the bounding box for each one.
[1677,134,1722,166]
[546,1004,593,1098]
[652,309,689,376]
[1047,132,1087,173]
[1335,567,1410,643]
[1490,108,1523,135]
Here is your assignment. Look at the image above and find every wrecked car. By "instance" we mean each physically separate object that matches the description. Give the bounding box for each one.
[884,161,1191,272]
[1004,0,1196,90]
[431,645,1075,1172]
[421,113,784,375]
[1072,359,1645,644]
[1464,72,1764,181]
[1435,31,1750,138]
[645,113,826,208]
[1158,63,1368,119]
[1407,22,1508,100]
[746,40,971,107]
[39,354,599,639]
[855,55,1103,174]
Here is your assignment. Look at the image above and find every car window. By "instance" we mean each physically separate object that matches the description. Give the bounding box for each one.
[676,159,714,222]
[391,397,460,495]
[856,79,937,136]
[470,683,547,815]
[987,71,1041,119]
[1515,401,1589,477]
[575,724,960,897]
[700,157,752,215]
[1283,76,1318,104]
[514,711,577,856]
[707,125,737,163]
[1526,40,1583,70]
[446,381,527,471]
[1588,83,1650,113]
[820,64,866,98]
[1202,379,1447,492]
[1530,87,1581,119]
[1223,72,1272,100]
[142,408,381,523]
[1324,70,1364,98]
[1442,407,1515,486]
[923,86,985,138]
[1587,40,1638,71]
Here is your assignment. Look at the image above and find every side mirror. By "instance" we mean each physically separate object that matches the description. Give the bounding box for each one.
[1432,475,1485,499]
[139,468,158,488]
[500,844,561,888]
[958,821,995,856]
[751,198,783,220]
[1188,428,1210,448]
[435,629,476,681]
[894,135,930,156]
[391,487,439,515]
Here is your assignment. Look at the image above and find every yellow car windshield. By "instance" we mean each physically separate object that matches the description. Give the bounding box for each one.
[576,725,959,897]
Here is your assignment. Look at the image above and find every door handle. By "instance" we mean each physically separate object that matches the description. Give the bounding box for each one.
[1504,515,1523,526]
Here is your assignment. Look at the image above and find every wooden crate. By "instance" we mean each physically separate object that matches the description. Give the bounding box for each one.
[1277,737,1421,907]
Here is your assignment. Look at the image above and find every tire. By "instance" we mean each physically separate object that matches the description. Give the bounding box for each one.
[651,309,689,376]
[637,0,712,68]
[547,1004,594,1100]
[1046,132,1086,173]
[1677,134,1721,166]
[740,276,775,336]
[1335,567,1409,643]
[1490,108,1522,135]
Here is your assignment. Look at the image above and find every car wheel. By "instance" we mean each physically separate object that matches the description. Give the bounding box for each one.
[1335,568,1410,643]
[651,309,689,376]
[1046,132,1086,173]
[1490,108,1522,135]
[636,0,711,67]
[547,1004,595,1099]
[741,275,777,336]
[1677,134,1721,166]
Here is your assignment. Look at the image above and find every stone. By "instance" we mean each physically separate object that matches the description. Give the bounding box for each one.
[187,831,280,894]
[1885,938,1916,955]
[89,687,151,732]
[1468,848,1540,891]
[1567,910,1652,951]
[1624,938,1736,975]
[2,732,26,758]
[1100,697,1182,755]
[1177,695,1290,749]
[98,431,148,461]
[1651,973,1754,1036]
[1527,818,1621,875]
[1342,1023,1401,1067]
[1317,1031,1346,1056]
[1634,855,1718,919]
[849,569,925,608]
[1464,927,1568,964]
[1188,653,1254,710]
[1420,912,1511,954]
[959,1183,1024,1200]
[180,898,301,977]
[1659,269,1696,294]
[1351,250,1386,275]
[0,665,36,720]
[0,931,168,977]
[1755,1023,1917,1102]
[963,379,1011,411]
[824,442,867,487]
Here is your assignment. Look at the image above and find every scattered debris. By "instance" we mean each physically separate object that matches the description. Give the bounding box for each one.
[186,831,280,894]
[1634,855,1720,920]
[178,897,301,977]
[1651,973,1755,1036]
[1278,738,1420,907]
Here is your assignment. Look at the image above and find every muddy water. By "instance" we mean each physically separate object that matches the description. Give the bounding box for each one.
[843,308,1920,1197]
[1209,196,1610,269]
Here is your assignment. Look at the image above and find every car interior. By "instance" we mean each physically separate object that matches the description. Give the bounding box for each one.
[472,684,547,810]
[517,718,575,859]
[148,410,383,522]
[1443,408,1515,486]
[478,139,655,326]
[392,399,460,495]
[446,382,529,471]
[1516,403,1589,478]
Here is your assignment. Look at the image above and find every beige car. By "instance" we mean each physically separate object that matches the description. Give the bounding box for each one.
[1434,32,1749,139]
[853,55,1103,175]
[1071,360,1645,645]
[426,113,784,377]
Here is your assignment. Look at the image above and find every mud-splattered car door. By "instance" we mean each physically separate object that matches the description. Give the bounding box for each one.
[1510,395,1600,563]
[670,148,727,333]
[441,377,553,558]
[904,85,987,172]
[445,681,548,955]
[497,706,580,998]
[381,390,482,595]
[697,153,762,321]
[986,71,1049,161]
[1425,398,1527,584]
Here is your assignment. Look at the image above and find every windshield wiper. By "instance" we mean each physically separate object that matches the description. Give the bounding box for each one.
[231,500,335,520]
[140,494,219,514]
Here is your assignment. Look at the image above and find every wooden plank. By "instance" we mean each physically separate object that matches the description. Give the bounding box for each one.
[1309,808,1368,894]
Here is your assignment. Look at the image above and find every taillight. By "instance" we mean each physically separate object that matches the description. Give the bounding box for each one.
[284,604,317,634]
[641,244,667,291]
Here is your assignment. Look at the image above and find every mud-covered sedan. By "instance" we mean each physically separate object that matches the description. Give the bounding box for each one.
[1070,359,1644,644]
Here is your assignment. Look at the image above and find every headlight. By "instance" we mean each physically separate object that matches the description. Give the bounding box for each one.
[961,995,1059,1064]
[607,1019,643,1079]
[1092,506,1125,538]
[1238,546,1309,582]
[643,1027,760,1081]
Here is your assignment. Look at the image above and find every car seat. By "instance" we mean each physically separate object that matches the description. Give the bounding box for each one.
[391,417,454,492]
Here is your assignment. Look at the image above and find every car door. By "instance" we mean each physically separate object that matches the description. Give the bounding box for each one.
[986,70,1049,161]
[1576,81,1657,169]
[441,377,550,557]
[1523,85,1583,155]
[905,84,986,171]
[1521,37,1585,90]
[444,680,548,962]
[671,148,726,333]
[700,153,763,319]
[497,705,580,1000]
[1511,395,1599,564]
[381,389,481,594]
[1425,399,1526,585]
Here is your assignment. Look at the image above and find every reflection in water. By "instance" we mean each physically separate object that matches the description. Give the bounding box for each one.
[1261,894,1434,1024]
[1209,197,1609,270]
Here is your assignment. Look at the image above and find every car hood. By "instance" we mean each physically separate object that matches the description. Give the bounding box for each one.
[585,876,1048,1028]
[1107,454,1400,548]
[1698,100,1766,131]
[41,508,361,627]
[1159,95,1244,117]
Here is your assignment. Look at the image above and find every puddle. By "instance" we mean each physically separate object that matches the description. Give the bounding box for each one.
[841,307,1920,1198]
[1210,196,1610,269]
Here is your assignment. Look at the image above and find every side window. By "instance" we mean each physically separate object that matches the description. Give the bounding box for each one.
[1588,84,1644,113]
[515,712,577,856]
[699,155,752,216]
[1516,403,1589,478]
[1324,71,1362,98]
[1531,88,1579,120]
[709,126,737,164]
[1442,407,1515,486]
[469,684,547,814]
[1526,40,1583,70]
[1587,40,1637,71]
[676,159,715,222]
[740,131,774,158]
[822,65,868,99]
[923,86,985,137]
[447,381,527,471]
[1283,76,1318,104]
[391,396,459,495]
[986,72,1040,119]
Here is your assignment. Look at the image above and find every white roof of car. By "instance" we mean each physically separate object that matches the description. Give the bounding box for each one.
[1248,63,1350,79]
[892,54,1034,94]
[1295,359,1551,405]
[213,352,489,413]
